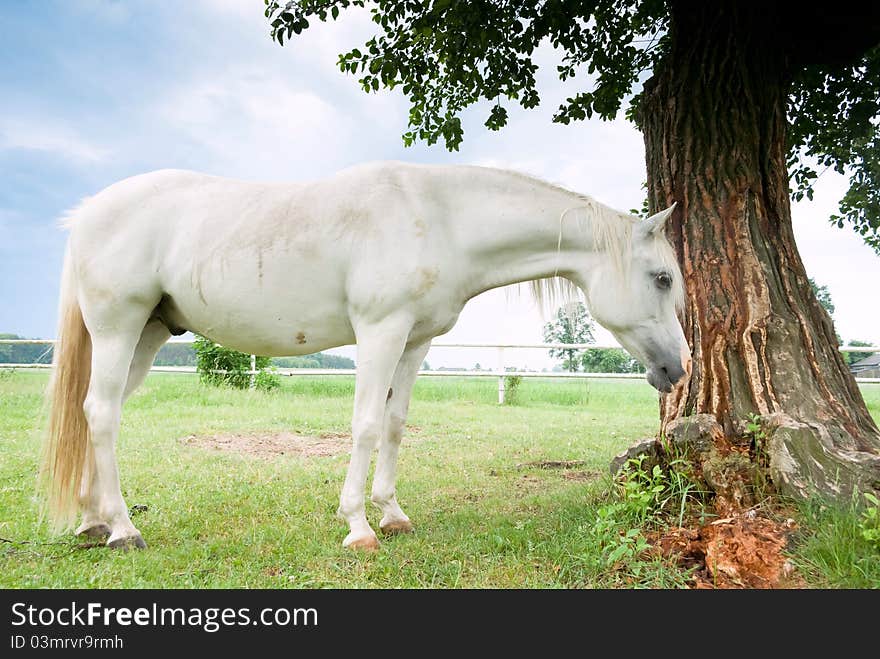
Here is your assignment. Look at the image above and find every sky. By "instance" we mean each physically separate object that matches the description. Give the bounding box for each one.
[1,0,878,371]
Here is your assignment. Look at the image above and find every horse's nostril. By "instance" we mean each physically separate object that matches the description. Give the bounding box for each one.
[663,364,686,384]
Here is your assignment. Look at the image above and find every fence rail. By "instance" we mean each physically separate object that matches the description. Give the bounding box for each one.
[2,338,878,403]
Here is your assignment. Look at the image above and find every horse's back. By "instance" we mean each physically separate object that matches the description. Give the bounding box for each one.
[62,164,465,355]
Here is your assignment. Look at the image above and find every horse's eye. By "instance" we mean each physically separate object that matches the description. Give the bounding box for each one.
[655,272,672,290]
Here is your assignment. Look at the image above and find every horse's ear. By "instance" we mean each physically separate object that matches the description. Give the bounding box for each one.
[640,202,677,236]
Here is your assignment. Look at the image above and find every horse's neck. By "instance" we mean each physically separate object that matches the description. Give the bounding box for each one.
[449,169,609,299]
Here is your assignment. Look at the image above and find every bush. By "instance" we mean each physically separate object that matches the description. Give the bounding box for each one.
[503,375,523,405]
[254,369,281,392]
[193,336,279,391]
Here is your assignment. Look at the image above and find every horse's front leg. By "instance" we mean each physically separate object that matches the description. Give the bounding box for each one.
[371,340,430,535]
[338,317,411,551]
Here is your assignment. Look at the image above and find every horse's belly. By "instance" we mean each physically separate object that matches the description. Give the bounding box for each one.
[161,268,355,356]
[172,295,355,356]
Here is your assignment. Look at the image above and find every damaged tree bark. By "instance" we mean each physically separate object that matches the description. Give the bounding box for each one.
[639,3,880,500]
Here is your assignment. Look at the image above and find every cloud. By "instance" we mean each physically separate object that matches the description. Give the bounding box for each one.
[155,70,351,179]
[0,119,109,163]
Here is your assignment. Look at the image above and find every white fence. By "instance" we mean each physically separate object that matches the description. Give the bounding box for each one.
[2,338,878,404]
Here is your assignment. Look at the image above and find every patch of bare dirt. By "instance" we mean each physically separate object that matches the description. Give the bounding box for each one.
[517,459,598,484]
[516,474,544,492]
[182,425,425,460]
[181,431,350,459]
[650,511,804,589]
[562,470,599,482]
[517,459,590,470]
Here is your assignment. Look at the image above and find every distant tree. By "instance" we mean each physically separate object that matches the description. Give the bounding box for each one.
[809,278,835,317]
[272,356,321,368]
[421,360,431,371]
[843,340,878,366]
[543,303,594,373]
[0,334,53,364]
[271,352,355,369]
[0,334,13,363]
[153,343,196,367]
[582,348,645,374]
[808,278,843,344]
[315,353,356,369]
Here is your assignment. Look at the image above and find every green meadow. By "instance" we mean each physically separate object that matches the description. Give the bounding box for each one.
[1,371,878,588]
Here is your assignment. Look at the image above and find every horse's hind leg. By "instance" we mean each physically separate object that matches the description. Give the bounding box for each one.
[371,340,430,536]
[122,319,170,402]
[77,319,169,539]
[338,316,411,550]
[75,305,155,549]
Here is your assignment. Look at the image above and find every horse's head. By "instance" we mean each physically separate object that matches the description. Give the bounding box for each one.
[581,203,691,393]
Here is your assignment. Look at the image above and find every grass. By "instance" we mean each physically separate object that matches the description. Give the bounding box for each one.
[1,370,878,589]
[787,495,880,588]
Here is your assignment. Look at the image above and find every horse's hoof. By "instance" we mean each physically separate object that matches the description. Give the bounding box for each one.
[343,533,380,552]
[107,534,147,550]
[380,519,413,535]
[76,523,111,538]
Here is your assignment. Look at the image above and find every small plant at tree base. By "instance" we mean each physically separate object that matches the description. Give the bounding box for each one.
[595,455,695,568]
[859,492,880,550]
[744,412,774,499]
[614,455,672,525]
[503,375,523,405]
[193,336,279,392]
[593,506,651,567]
[745,412,767,454]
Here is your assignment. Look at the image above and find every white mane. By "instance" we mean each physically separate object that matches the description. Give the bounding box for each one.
[506,175,684,316]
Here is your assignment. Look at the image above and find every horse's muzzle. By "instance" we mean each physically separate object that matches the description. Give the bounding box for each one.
[646,362,687,393]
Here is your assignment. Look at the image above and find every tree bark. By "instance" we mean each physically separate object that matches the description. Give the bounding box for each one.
[640,1,880,501]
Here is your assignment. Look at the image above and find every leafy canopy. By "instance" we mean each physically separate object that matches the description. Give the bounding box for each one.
[265,0,880,252]
[582,348,645,374]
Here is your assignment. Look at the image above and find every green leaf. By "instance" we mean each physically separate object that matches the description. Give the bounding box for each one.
[607,543,631,564]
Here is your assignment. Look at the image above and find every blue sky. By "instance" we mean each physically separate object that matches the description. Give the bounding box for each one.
[2,0,878,369]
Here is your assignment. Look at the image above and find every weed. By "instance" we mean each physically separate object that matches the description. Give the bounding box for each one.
[745,412,767,456]
[744,412,773,499]
[503,375,522,405]
[859,492,880,550]
[592,454,706,580]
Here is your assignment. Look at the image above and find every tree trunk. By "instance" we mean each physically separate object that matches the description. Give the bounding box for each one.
[640,1,880,501]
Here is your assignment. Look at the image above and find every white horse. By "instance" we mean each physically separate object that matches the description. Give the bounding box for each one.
[42,161,690,551]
